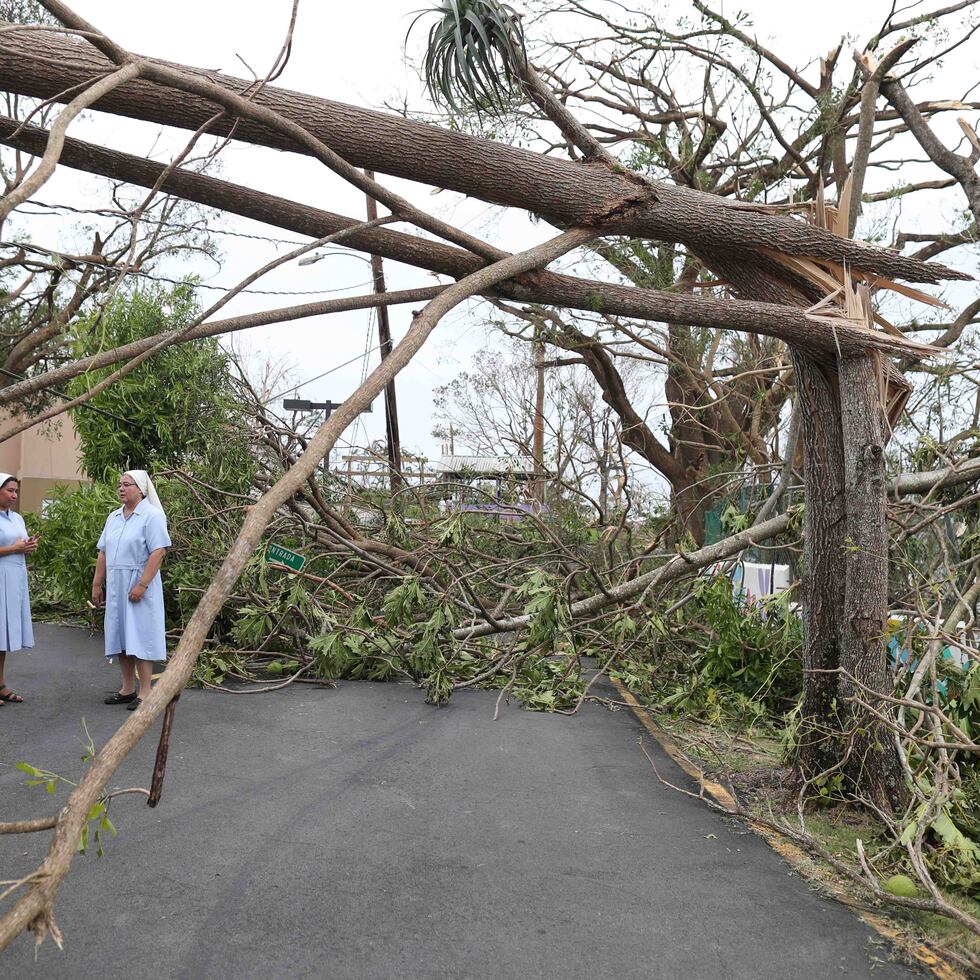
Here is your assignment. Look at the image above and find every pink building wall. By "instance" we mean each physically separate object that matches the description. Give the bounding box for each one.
[0,413,89,512]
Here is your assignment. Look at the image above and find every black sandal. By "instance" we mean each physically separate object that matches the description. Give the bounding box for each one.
[104,691,137,705]
[126,698,142,711]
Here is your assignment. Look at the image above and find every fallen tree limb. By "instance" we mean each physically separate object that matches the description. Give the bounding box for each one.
[453,512,795,639]
[0,119,939,410]
[451,456,980,641]
[0,222,597,951]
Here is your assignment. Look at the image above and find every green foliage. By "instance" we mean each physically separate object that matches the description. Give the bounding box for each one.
[684,575,802,711]
[26,482,117,611]
[508,653,584,711]
[67,284,245,483]
[309,605,403,684]
[18,721,117,857]
[411,0,527,116]
[514,568,570,653]
[617,574,802,720]
[193,648,252,687]
[720,503,752,534]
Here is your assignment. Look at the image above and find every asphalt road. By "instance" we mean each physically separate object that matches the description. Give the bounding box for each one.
[0,624,923,979]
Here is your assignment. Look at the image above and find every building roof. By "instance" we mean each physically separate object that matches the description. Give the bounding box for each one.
[437,455,541,478]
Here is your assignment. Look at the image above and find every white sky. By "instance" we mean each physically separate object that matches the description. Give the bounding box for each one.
[8,0,979,467]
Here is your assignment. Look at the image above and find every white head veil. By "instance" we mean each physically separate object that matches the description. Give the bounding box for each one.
[0,472,16,510]
[124,470,165,518]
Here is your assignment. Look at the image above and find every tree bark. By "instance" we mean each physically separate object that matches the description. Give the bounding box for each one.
[0,25,965,286]
[0,117,937,370]
[793,355,848,780]
[838,352,906,809]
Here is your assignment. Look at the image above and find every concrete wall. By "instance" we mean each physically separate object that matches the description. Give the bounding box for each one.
[18,476,87,514]
[0,425,19,477]
[0,413,90,513]
[20,416,87,481]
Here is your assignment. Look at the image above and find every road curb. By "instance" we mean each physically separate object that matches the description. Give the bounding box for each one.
[611,677,965,980]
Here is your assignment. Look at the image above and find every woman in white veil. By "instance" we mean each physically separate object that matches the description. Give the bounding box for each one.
[92,470,171,709]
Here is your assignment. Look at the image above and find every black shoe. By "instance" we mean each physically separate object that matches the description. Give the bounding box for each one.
[126,698,142,711]
[105,691,137,705]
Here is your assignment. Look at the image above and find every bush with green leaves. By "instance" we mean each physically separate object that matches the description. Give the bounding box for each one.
[67,283,247,484]
[613,572,803,720]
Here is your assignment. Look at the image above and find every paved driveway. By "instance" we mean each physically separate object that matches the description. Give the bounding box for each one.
[0,624,922,978]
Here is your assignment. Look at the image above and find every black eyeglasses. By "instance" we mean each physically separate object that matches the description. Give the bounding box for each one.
[118,482,137,489]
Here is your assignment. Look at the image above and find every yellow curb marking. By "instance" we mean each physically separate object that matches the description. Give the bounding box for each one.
[611,677,963,980]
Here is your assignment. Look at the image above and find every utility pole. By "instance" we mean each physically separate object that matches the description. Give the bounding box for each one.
[532,330,546,503]
[364,171,403,490]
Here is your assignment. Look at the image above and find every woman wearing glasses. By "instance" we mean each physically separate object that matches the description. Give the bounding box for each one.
[92,470,171,710]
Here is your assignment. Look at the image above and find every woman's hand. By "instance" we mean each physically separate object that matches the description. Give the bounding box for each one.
[91,583,104,608]
[12,537,37,555]
[128,582,147,603]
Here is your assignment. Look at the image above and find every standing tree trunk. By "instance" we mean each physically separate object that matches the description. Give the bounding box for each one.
[792,354,848,781]
[838,351,907,809]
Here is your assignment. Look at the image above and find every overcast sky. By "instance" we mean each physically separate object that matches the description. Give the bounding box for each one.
[11,0,979,469]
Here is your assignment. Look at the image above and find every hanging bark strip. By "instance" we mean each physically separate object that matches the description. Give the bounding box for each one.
[147,693,180,809]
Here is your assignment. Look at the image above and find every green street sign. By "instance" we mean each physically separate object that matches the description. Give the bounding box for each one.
[265,543,306,573]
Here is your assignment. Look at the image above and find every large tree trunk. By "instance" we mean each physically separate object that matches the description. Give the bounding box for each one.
[0,118,940,369]
[838,352,907,809]
[699,253,906,799]
[793,354,848,780]
[0,26,963,287]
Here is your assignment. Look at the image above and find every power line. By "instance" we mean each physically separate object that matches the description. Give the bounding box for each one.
[3,239,377,298]
[263,341,386,406]
[20,200,311,247]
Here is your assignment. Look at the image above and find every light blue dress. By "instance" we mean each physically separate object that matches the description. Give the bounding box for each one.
[97,500,171,662]
[0,508,34,652]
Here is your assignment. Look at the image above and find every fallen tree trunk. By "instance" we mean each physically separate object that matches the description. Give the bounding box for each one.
[0,25,966,287]
[0,121,937,410]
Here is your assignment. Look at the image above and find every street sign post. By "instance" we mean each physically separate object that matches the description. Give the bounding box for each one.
[264,543,306,573]
[281,397,373,474]
[282,398,373,416]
